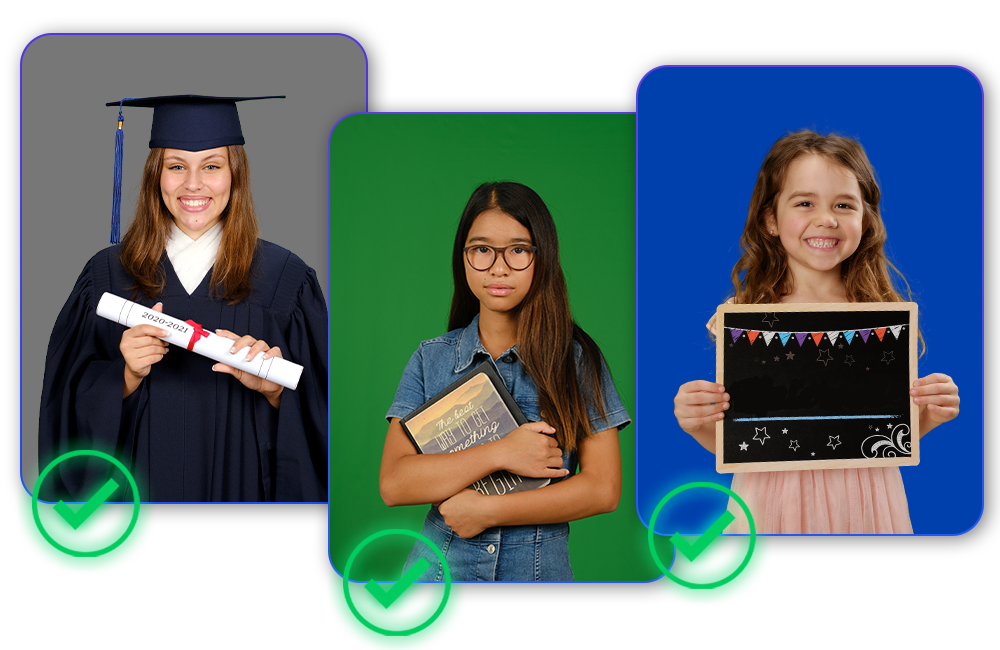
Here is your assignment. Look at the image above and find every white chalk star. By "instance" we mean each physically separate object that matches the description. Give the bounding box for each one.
[828,435,842,450]
[754,427,770,445]
[786,351,795,360]
[782,428,788,434]
[762,312,779,327]
[789,440,800,451]
[739,441,749,451]
[816,349,834,366]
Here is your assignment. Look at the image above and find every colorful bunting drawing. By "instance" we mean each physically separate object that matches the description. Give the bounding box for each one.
[724,321,906,347]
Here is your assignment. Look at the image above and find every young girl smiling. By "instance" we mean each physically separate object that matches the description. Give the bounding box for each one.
[673,131,960,534]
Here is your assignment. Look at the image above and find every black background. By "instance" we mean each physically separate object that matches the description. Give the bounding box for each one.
[721,310,912,465]
[4,19,996,632]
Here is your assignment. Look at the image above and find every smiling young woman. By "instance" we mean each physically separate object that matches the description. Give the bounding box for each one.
[38,96,328,503]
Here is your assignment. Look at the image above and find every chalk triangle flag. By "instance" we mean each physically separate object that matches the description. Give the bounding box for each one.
[889,325,903,339]
[795,332,809,346]
[747,330,759,345]
[779,332,792,346]
[844,330,855,344]
[763,331,776,346]
[860,329,870,343]
[826,331,841,345]
[810,332,824,346]
[730,328,743,343]
[875,327,886,342]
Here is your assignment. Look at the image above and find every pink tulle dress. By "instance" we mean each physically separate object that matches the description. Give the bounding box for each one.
[706,308,913,534]
[724,468,913,534]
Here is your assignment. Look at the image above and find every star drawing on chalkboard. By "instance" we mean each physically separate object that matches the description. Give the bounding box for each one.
[838,343,844,349]
[782,428,788,434]
[739,441,749,451]
[811,452,815,456]
[816,349,834,366]
[882,351,895,365]
[761,312,779,327]
[844,355,855,366]
[789,440,800,451]
[828,435,841,450]
[754,427,769,445]
[774,356,780,362]
[785,351,795,360]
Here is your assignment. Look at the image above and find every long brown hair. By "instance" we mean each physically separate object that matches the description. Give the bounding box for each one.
[119,145,259,303]
[730,130,923,352]
[449,182,609,452]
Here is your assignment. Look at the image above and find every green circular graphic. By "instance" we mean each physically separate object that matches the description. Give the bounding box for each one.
[32,449,141,557]
[342,529,451,636]
[648,481,756,589]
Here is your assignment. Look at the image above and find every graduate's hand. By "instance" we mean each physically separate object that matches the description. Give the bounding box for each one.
[212,329,284,409]
[912,373,960,437]
[121,301,169,398]
[438,488,492,538]
[494,422,569,479]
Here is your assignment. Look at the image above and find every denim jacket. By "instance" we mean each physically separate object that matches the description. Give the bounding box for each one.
[386,314,630,581]
[387,313,631,477]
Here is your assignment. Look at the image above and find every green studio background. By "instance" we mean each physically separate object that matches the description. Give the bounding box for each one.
[328,113,656,581]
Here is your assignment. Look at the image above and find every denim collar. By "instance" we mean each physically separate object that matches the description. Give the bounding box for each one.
[454,313,518,373]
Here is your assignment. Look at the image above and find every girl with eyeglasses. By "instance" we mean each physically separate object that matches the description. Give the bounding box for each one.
[379,181,630,581]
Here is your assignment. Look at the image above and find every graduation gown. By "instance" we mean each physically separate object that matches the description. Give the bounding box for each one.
[38,241,328,502]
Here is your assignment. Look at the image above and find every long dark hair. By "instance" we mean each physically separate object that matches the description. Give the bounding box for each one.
[449,182,609,452]
[120,145,259,303]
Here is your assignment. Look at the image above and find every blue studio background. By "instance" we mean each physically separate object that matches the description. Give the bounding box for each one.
[636,66,983,535]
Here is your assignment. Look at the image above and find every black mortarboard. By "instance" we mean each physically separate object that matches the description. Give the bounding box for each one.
[106,95,284,244]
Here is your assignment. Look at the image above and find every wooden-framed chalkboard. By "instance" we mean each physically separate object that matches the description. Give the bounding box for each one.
[715,303,919,473]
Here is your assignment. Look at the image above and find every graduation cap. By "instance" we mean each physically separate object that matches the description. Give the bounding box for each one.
[106,95,284,244]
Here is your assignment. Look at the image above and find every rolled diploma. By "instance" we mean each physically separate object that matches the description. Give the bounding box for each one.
[96,292,303,390]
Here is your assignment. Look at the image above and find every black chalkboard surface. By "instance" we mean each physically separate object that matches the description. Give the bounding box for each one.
[715,303,919,473]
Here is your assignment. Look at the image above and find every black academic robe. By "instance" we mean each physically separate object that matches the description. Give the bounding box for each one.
[38,241,328,502]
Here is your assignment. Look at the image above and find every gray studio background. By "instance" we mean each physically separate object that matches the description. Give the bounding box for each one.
[21,34,366,489]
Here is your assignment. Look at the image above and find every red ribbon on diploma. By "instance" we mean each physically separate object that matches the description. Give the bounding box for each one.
[184,320,209,351]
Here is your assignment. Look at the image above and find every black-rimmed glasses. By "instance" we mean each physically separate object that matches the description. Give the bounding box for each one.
[463,244,537,271]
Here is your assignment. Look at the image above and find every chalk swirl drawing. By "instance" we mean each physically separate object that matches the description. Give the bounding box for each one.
[862,424,911,458]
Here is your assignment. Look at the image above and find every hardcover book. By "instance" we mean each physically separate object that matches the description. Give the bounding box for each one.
[401,361,551,495]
